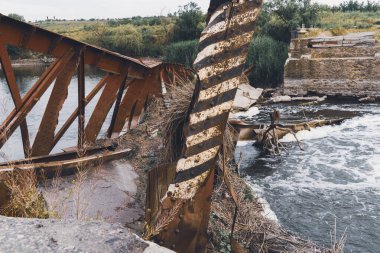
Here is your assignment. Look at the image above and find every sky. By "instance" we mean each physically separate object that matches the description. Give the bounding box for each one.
[0,0,350,22]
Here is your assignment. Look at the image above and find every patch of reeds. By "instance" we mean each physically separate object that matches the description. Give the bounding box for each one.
[159,76,195,162]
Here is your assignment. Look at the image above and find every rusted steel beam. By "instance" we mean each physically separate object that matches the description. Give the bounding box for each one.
[0,144,115,167]
[147,1,263,252]
[0,55,61,137]
[0,49,75,150]
[0,13,148,79]
[31,53,80,157]
[112,68,162,134]
[51,74,109,152]
[77,48,86,150]
[84,73,127,143]
[107,67,129,138]
[127,101,138,131]
[0,38,31,157]
[0,148,132,179]
[19,26,36,48]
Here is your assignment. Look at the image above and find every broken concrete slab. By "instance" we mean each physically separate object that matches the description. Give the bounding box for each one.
[232,83,263,110]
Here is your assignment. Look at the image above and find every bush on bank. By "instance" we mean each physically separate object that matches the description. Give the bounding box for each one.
[164,40,199,67]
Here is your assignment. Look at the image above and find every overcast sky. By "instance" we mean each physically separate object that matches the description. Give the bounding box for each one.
[0,0,353,22]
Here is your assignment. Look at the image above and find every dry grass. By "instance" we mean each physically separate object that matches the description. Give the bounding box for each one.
[159,77,195,162]
[0,169,48,218]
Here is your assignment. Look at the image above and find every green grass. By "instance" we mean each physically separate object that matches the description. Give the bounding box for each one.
[317,11,380,40]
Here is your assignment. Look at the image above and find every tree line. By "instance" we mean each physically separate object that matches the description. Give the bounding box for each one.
[7,0,380,88]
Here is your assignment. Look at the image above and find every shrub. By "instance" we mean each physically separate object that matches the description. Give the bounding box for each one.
[164,40,199,67]
[171,2,205,42]
[246,35,289,88]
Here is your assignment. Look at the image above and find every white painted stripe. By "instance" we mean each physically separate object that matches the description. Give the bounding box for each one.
[176,146,220,172]
[198,55,246,81]
[186,126,222,148]
[200,8,260,42]
[165,170,211,200]
[194,32,253,65]
[189,100,234,125]
[208,8,225,24]
[198,76,240,102]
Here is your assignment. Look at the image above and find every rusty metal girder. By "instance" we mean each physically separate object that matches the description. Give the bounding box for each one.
[0,13,148,78]
[84,72,128,143]
[51,75,109,152]
[0,50,75,150]
[32,53,80,157]
[0,38,31,157]
[0,15,192,164]
[77,49,86,150]
[146,1,263,252]
[111,66,182,135]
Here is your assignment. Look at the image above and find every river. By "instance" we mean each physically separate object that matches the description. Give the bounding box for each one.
[0,65,111,162]
[1,68,380,251]
[236,102,380,253]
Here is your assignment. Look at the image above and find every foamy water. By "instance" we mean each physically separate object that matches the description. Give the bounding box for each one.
[237,104,380,253]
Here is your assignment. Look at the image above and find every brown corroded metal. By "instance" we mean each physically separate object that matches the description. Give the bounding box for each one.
[0,50,75,150]
[84,72,128,143]
[0,13,148,78]
[77,48,86,150]
[0,38,31,157]
[32,53,80,156]
[0,15,190,161]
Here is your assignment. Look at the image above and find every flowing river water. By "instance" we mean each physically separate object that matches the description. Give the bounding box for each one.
[1,68,380,252]
[236,103,380,253]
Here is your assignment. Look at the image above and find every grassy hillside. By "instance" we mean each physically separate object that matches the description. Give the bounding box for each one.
[317,11,380,39]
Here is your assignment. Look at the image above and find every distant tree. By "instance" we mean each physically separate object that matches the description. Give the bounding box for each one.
[338,0,380,11]
[8,13,25,22]
[257,0,320,43]
[171,2,205,42]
